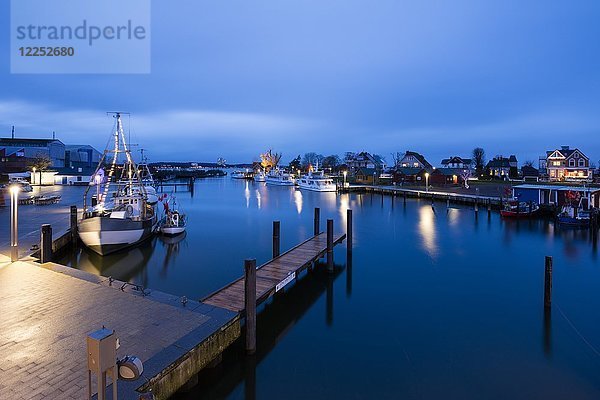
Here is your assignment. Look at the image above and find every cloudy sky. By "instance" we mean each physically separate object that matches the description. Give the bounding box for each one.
[1,0,599,165]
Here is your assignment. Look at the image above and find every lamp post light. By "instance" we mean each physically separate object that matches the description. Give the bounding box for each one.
[32,167,36,185]
[343,170,347,188]
[10,185,20,262]
[425,172,430,192]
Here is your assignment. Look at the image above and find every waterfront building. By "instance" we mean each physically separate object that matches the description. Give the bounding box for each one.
[521,165,540,182]
[393,167,428,185]
[545,146,592,182]
[354,167,378,184]
[430,168,466,186]
[344,152,386,173]
[440,156,472,170]
[513,184,600,208]
[397,151,432,170]
[0,136,65,173]
[65,145,102,169]
[485,155,518,179]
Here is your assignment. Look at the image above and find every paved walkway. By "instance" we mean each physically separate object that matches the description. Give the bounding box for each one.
[0,255,238,399]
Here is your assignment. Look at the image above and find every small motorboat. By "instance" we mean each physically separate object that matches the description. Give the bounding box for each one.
[231,169,254,180]
[558,192,592,227]
[500,200,539,218]
[254,170,266,182]
[159,195,186,236]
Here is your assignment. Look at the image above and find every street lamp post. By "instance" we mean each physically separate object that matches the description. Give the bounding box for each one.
[425,172,430,192]
[10,185,20,261]
[343,170,347,188]
[32,167,36,185]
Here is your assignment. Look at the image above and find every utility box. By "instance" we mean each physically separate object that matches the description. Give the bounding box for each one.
[87,328,118,400]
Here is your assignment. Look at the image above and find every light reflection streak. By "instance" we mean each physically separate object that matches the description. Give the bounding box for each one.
[294,190,303,214]
[244,181,250,208]
[418,205,438,259]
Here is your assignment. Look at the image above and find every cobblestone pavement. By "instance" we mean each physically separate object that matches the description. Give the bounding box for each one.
[0,255,213,399]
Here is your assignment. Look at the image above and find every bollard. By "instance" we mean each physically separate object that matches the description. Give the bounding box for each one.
[40,224,52,263]
[244,259,257,354]
[314,207,320,236]
[70,205,78,242]
[327,219,334,273]
[544,256,552,309]
[272,221,280,258]
[347,209,353,255]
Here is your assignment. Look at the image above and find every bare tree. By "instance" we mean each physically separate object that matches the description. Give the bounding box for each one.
[523,160,535,167]
[29,152,52,171]
[391,152,403,169]
[302,152,324,168]
[472,147,486,175]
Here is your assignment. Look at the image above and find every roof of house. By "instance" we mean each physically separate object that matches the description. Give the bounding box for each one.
[521,165,539,176]
[486,157,512,168]
[441,156,472,165]
[433,168,465,176]
[0,138,64,146]
[395,167,425,176]
[403,151,432,169]
[356,167,377,176]
[546,147,588,160]
[509,155,517,162]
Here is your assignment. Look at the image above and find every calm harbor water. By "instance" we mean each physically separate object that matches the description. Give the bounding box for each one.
[58,177,600,399]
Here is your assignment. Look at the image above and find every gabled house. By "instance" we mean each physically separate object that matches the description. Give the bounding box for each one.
[521,165,539,182]
[430,168,465,186]
[397,151,432,170]
[355,167,378,184]
[345,152,386,173]
[440,156,472,170]
[393,167,428,185]
[486,155,518,179]
[546,146,592,181]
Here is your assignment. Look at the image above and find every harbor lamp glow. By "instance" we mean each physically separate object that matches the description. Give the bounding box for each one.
[9,185,20,262]
[425,172,430,192]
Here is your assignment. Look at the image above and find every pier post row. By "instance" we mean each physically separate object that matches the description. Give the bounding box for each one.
[544,256,553,309]
[273,221,281,258]
[40,224,52,263]
[327,219,334,273]
[244,258,257,354]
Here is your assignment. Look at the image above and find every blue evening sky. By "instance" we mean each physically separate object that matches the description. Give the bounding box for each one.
[1,0,599,165]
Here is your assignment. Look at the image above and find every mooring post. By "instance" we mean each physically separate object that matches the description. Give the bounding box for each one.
[447,195,450,208]
[544,256,553,309]
[314,207,320,236]
[327,219,334,273]
[404,193,407,205]
[487,199,491,218]
[244,258,257,354]
[346,209,353,256]
[70,205,77,242]
[272,220,280,258]
[40,224,52,263]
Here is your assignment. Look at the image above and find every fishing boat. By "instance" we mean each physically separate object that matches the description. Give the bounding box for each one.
[558,195,591,227]
[137,150,159,205]
[159,195,186,236]
[254,170,266,182]
[231,169,254,180]
[297,163,336,192]
[265,168,296,186]
[78,113,157,255]
[500,199,539,218]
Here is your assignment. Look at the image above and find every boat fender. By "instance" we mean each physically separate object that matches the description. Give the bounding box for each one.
[126,205,134,216]
[117,355,144,380]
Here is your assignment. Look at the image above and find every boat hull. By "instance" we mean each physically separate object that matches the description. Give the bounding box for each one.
[78,215,156,255]
[500,210,537,218]
[558,217,589,227]
[297,184,337,192]
[160,226,186,236]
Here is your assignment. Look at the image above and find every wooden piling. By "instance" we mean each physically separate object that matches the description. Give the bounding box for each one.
[314,207,320,236]
[544,256,552,309]
[70,205,77,242]
[272,221,280,258]
[40,224,52,263]
[244,259,257,354]
[346,209,353,255]
[327,219,334,273]
[487,200,491,218]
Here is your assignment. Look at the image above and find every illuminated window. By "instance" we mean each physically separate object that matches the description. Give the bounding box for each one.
[569,159,575,167]
[579,159,585,167]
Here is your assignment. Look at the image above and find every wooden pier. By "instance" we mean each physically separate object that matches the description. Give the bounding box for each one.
[203,231,346,313]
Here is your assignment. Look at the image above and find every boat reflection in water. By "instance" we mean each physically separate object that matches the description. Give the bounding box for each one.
[160,232,187,277]
[74,239,156,284]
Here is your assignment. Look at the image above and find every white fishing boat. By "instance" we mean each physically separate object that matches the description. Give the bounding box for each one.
[231,169,254,180]
[78,113,157,255]
[254,170,266,182]
[137,151,159,205]
[297,163,336,192]
[265,168,296,186]
[159,195,186,236]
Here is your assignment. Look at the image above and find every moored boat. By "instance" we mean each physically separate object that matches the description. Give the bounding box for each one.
[78,113,157,256]
[265,168,296,186]
[231,169,254,180]
[159,195,186,236]
[254,170,266,182]
[557,191,591,227]
[297,163,336,192]
[500,200,539,218]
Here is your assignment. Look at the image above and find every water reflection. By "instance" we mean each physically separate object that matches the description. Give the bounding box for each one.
[244,181,250,208]
[160,232,187,277]
[293,190,302,214]
[418,205,438,259]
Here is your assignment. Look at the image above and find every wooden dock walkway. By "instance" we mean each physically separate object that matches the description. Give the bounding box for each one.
[203,231,346,313]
